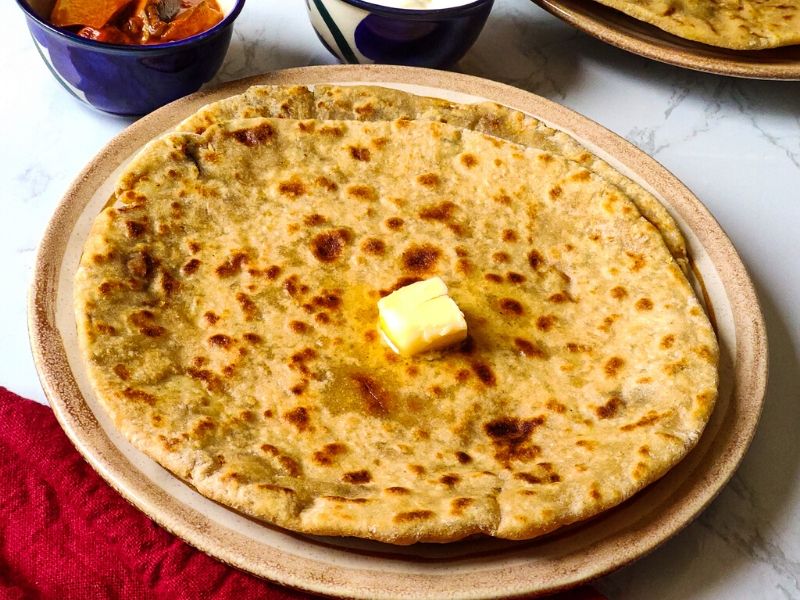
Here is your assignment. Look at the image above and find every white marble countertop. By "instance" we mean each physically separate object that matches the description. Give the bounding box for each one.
[2,0,799,597]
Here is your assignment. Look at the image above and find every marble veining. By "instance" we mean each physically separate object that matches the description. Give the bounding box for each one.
[2,0,799,597]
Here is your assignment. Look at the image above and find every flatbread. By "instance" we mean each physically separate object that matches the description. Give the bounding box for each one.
[75,116,718,543]
[590,0,800,50]
[177,85,689,273]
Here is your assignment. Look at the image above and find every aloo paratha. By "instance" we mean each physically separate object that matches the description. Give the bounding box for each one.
[590,0,800,50]
[75,117,717,543]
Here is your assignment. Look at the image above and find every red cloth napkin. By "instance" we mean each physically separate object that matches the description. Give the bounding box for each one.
[0,386,606,600]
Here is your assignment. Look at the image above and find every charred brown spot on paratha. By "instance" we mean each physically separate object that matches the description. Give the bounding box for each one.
[547,292,570,304]
[604,357,625,377]
[402,244,441,274]
[319,125,343,137]
[419,201,457,221]
[159,270,180,296]
[498,298,524,316]
[258,484,296,495]
[492,252,510,264]
[661,334,675,349]
[493,193,512,206]
[278,178,307,197]
[471,362,496,386]
[503,229,518,242]
[94,323,116,335]
[626,252,646,272]
[349,146,371,161]
[455,451,472,464]
[231,123,275,146]
[394,510,434,523]
[450,498,473,515]
[439,474,461,487]
[514,338,547,359]
[528,250,544,270]
[122,387,156,405]
[346,184,378,201]
[536,315,557,332]
[313,443,347,466]
[636,298,654,311]
[290,321,310,334]
[621,412,662,431]
[113,364,130,380]
[460,153,478,168]
[313,291,342,310]
[191,417,215,437]
[324,496,368,504]
[548,185,563,200]
[182,258,201,275]
[128,310,166,338]
[216,252,248,277]
[484,416,545,465]
[284,407,310,432]
[125,220,147,238]
[311,229,352,262]
[417,173,440,186]
[208,334,233,349]
[342,470,372,484]
[385,217,404,230]
[610,286,628,299]
[203,311,219,325]
[694,345,716,362]
[315,176,338,192]
[386,486,410,495]
[235,293,258,320]
[484,273,503,283]
[596,396,625,419]
[361,238,385,255]
[505,273,525,286]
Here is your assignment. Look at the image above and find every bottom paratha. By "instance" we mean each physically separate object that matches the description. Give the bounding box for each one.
[75,116,718,544]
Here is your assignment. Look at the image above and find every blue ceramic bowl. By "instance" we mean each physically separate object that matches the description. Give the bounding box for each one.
[16,0,245,116]
[306,0,494,68]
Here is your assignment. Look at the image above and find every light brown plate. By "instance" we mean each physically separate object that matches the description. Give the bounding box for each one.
[531,0,800,80]
[29,64,767,599]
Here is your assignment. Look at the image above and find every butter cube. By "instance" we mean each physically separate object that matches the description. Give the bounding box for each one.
[378,277,467,356]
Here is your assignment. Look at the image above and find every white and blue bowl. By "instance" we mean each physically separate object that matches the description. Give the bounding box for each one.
[306,0,494,68]
[16,0,245,116]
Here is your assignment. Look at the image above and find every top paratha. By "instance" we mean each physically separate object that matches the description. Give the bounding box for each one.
[590,0,800,50]
[74,114,718,544]
[176,84,689,273]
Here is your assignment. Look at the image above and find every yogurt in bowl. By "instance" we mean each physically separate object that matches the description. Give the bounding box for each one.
[358,0,485,9]
[305,0,494,67]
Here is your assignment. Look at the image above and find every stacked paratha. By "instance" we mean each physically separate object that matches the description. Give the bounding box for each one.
[590,0,800,50]
[74,85,718,544]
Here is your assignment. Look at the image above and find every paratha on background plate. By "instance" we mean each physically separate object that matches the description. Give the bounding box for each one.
[589,0,800,50]
[74,113,718,544]
[177,84,690,273]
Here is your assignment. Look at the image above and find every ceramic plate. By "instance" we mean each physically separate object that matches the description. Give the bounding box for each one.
[29,64,767,599]
[532,0,800,80]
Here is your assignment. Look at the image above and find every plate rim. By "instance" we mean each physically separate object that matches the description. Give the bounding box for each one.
[28,64,768,599]
[531,0,800,80]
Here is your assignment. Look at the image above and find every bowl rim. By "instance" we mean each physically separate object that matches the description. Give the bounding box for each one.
[327,0,493,17]
[15,0,246,52]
